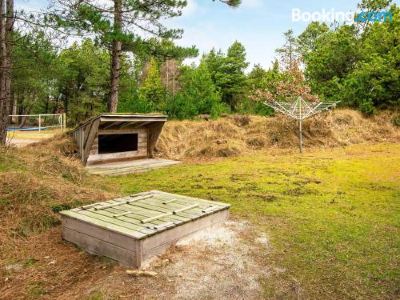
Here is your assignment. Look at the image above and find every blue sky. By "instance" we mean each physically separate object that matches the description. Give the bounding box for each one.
[16,0,399,70]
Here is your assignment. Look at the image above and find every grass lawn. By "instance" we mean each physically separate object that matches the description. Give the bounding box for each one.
[107,144,400,299]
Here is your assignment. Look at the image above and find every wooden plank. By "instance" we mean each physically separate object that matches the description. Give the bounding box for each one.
[130,121,152,129]
[135,239,143,268]
[61,191,230,240]
[100,117,166,123]
[120,122,135,129]
[146,222,175,230]
[140,196,224,220]
[99,113,166,118]
[83,118,101,165]
[93,195,153,210]
[173,204,199,214]
[87,152,146,166]
[78,192,218,220]
[61,190,231,268]
[74,194,197,226]
[60,212,146,239]
[141,212,174,224]
[86,159,181,176]
[62,217,139,251]
[88,159,177,171]
[153,190,231,208]
[139,204,199,224]
[147,122,164,158]
[98,128,145,135]
[126,201,202,219]
[62,227,139,267]
[71,210,152,236]
[87,206,183,228]
[106,205,188,224]
[102,121,124,130]
[127,197,189,210]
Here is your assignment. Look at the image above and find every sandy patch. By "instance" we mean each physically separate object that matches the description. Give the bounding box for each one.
[144,221,270,300]
[6,138,39,147]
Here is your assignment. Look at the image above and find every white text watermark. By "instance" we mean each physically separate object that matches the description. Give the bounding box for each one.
[292,8,393,24]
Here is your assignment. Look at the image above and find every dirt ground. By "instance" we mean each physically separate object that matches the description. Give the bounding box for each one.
[0,219,269,299]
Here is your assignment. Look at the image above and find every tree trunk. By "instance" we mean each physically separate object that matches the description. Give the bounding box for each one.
[5,0,12,114]
[0,0,7,144]
[0,0,13,145]
[108,0,122,113]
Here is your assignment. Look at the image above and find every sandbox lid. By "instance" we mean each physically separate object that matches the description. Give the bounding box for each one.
[60,191,230,240]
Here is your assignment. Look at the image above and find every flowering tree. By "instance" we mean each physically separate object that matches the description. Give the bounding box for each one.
[251,63,338,153]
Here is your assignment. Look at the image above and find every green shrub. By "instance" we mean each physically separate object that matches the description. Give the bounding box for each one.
[118,96,156,114]
[236,98,274,116]
[392,115,400,127]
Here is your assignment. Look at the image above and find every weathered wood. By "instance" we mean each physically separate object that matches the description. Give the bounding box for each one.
[93,194,153,210]
[100,117,165,123]
[103,121,123,130]
[61,191,230,268]
[87,151,148,166]
[126,270,157,277]
[83,118,101,165]
[62,217,139,250]
[63,227,138,267]
[97,128,147,135]
[86,159,181,175]
[71,114,167,166]
[147,122,164,158]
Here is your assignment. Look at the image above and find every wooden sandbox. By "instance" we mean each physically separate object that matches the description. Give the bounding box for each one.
[60,191,230,268]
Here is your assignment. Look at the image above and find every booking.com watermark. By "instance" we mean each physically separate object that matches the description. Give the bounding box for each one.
[292,8,393,24]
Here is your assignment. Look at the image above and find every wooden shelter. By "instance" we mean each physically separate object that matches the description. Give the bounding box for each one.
[60,191,230,268]
[71,114,167,166]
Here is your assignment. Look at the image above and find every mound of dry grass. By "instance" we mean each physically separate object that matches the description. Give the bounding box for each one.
[156,109,400,160]
[0,136,115,255]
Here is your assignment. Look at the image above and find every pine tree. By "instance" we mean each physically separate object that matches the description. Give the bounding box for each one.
[0,0,14,144]
[217,41,249,111]
[57,39,111,123]
[276,29,299,71]
[139,58,166,110]
[166,62,223,119]
[51,1,240,113]
[52,1,186,112]
[272,59,280,73]
[248,64,267,90]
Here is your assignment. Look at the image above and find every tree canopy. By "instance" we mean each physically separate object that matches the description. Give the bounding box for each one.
[1,0,399,136]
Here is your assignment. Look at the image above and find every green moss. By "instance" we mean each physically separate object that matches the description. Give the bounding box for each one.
[27,282,46,298]
[108,143,400,299]
[15,214,60,237]
[0,148,23,172]
[86,290,105,300]
[23,258,39,267]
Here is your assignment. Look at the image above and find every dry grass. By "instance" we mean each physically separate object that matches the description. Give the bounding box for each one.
[156,109,400,160]
[0,136,115,261]
[0,136,117,299]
